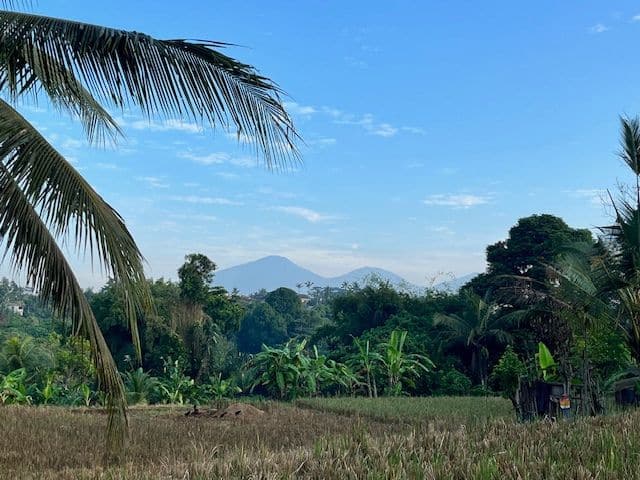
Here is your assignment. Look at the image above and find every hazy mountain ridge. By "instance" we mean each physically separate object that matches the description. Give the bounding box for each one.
[213,255,477,295]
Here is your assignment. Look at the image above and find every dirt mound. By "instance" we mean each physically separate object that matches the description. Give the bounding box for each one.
[211,403,265,419]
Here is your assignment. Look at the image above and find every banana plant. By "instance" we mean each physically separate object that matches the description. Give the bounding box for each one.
[536,342,557,381]
[159,358,194,405]
[349,337,383,397]
[0,368,32,405]
[206,373,242,402]
[380,330,434,396]
[251,339,309,400]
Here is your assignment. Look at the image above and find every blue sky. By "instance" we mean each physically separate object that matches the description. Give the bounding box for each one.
[9,1,640,287]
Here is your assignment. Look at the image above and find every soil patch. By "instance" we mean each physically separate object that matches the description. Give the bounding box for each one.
[212,403,265,419]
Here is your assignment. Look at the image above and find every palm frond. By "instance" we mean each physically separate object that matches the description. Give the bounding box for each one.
[0,99,151,358]
[0,11,300,167]
[0,162,126,454]
[619,116,640,177]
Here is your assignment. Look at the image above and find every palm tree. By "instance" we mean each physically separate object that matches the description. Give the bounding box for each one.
[592,116,640,363]
[434,291,522,386]
[0,4,298,454]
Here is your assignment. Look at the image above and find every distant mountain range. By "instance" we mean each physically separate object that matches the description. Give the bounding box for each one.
[213,255,478,295]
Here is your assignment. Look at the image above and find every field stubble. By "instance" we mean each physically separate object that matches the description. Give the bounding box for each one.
[1,397,639,479]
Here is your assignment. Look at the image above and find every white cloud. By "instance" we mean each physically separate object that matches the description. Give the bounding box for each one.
[128,119,203,134]
[424,194,490,208]
[565,189,605,205]
[169,213,217,222]
[95,162,120,170]
[170,195,243,206]
[179,151,256,168]
[632,14,640,22]
[431,226,455,236]
[308,137,337,147]
[61,138,85,150]
[589,23,609,34]
[283,102,317,116]
[270,206,335,223]
[371,123,398,137]
[180,152,228,165]
[138,176,169,188]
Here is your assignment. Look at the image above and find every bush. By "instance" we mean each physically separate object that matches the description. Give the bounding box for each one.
[490,346,525,402]
[437,369,472,396]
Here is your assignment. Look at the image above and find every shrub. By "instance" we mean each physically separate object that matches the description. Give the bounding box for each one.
[438,369,472,396]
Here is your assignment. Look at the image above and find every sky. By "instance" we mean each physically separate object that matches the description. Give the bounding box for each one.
[6,0,640,288]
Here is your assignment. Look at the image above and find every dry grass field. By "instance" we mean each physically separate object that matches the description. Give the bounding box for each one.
[1,397,639,479]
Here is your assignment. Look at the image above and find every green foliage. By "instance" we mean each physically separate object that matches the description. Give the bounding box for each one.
[250,339,309,399]
[265,287,302,319]
[490,346,525,401]
[158,358,194,405]
[536,342,557,381]
[123,368,158,405]
[250,339,355,399]
[178,254,216,305]
[434,291,520,386]
[237,302,288,353]
[0,368,31,405]
[348,337,383,397]
[380,330,434,396]
[205,373,241,403]
[438,369,472,396]
[329,282,403,343]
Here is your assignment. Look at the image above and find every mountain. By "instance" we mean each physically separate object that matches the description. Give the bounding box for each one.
[433,273,479,292]
[214,256,421,294]
[213,256,325,295]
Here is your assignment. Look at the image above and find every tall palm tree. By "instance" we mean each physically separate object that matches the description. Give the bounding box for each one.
[434,291,522,386]
[0,3,298,454]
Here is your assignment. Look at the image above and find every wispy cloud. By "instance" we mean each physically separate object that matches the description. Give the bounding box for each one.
[281,103,422,139]
[124,118,203,134]
[283,101,317,116]
[632,14,640,22]
[95,162,120,170]
[138,176,169,188]
[307,137,337,147]
[270,206,335,223]
[565,189,605,205]
[589,23,609,34]
[334,113,399,137]
[169,213,217,222]
[424,194,490,208]
[170,195,243,206]
[431,226,455,236]
[179,151,256,168]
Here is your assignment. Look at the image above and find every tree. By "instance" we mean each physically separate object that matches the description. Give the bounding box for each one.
[265,287,303,319]
[178,254,217,307]
[329,282,403,342]
[237,302,287,353]
[467,214,593,295]
[0,3,299,452]
[434,291,522,386]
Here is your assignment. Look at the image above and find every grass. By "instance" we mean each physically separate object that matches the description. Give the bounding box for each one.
[1,397,640,479]
[296,395,514,425]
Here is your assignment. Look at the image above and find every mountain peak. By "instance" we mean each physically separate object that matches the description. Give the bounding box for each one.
[213,255,475,295]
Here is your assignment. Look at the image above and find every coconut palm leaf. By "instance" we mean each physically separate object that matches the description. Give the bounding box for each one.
[0,10,300,166]
[0,161,126,453]
[618,116,640,178]
[0,98,150,356]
